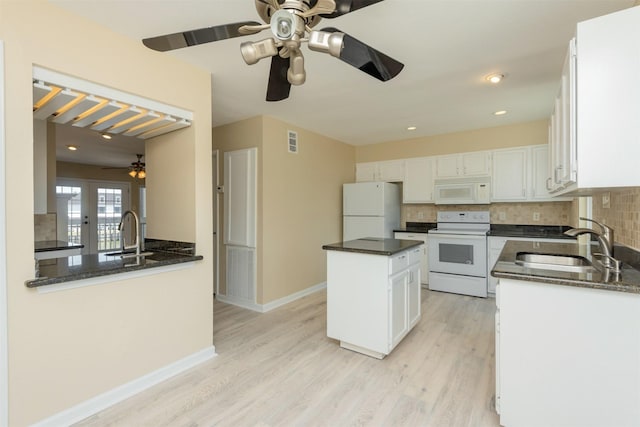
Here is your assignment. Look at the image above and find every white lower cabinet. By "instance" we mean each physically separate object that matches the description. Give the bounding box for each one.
[487,236,569,294]
[394,231,428,284]
[326,245,422,359]
[496,278,640,426]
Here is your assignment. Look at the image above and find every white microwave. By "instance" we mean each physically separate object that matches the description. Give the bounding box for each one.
[433,177,491,205]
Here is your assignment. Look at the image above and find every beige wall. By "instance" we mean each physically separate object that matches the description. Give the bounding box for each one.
[261,116,355,303]
[592,188,640,250]
[1,1,213,425]
[356,119,548,162]
[212,116,355,305]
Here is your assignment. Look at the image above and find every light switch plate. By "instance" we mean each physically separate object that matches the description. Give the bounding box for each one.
[602,192,611,209]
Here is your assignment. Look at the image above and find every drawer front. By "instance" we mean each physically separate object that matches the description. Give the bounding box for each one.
[390,251,410,275]
[408,246,423,265]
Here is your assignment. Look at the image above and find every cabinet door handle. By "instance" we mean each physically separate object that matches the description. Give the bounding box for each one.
[522,188,526,197]
[546,177,552,191]
[554,165,563,183]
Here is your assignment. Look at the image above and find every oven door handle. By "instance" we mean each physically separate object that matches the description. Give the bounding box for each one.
[430,234,487,242]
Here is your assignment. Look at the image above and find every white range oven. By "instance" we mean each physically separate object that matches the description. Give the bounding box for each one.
[428,211,489,298]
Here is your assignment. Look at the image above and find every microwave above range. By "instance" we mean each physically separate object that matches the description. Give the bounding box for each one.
[433,176,491,205]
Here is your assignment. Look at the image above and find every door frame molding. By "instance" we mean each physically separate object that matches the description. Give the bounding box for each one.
[212,150,220,296]
[1,40,10,427]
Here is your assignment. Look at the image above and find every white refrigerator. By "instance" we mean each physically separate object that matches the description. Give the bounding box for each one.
[343,182,401,241]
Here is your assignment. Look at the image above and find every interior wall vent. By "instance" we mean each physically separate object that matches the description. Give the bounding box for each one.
[287,130,298,154]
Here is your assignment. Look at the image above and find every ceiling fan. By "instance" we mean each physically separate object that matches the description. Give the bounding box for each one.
[142,0,404,101]
[103,154,146,179]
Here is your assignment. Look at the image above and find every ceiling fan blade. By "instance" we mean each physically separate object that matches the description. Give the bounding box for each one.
[142,21,262,52]
[301,0,337,18]
[321,27,404,81]
[266,50,291,102]
[320,0,385,18]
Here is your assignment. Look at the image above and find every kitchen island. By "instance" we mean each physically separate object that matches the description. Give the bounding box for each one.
[322,238,423,359]
[492,240,640,426]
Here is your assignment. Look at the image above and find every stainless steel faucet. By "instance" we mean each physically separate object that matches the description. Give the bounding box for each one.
[564,217,619,271]
[118,210,141,256]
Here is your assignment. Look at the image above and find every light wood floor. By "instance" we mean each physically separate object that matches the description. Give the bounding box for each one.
[76,289,500,427]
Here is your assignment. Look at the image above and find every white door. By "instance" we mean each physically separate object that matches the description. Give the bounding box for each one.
[343,216,385,241]
[343,182,384,216]
[57,179,130,254]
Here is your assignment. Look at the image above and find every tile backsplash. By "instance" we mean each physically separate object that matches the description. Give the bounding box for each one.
[402,201,572,226]
[34,213,57,241]
[592,188,640,250]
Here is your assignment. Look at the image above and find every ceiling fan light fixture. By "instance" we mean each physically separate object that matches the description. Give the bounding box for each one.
[240,38,278,65]
[270,9,296,40]
[138,170,146,179]
[308,30,344,58]
[129,170,137,178]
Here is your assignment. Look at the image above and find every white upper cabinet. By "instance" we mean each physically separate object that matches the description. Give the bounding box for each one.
[355,160,404,183]
[548,39,577,193]
[492,148,528,201]
[403,157,434,203]
[435,152,491,178]
[551,6,640,195]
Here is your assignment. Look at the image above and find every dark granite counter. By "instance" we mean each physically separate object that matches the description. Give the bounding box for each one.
[323,238,423,256]
[26,239,202,288]
[394,222,437,234]
[488,224,574,239]
[35,240,84,252]
[492,240,640,294]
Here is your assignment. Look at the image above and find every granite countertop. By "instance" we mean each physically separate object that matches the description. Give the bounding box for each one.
[492,240,640,294]
[34,240,84,252]
[394,222,437,234]
[26,239,203,288]
[488,224,575,239]
[322,238,423,256]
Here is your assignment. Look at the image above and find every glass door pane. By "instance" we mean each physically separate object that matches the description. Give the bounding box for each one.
[96,186,123,252]
[55,184,83,246]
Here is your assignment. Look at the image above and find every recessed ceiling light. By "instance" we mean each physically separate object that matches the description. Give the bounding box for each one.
[66,145,78,151]
[486,73,505,84]
[407,126,417,131]
[100,132,112,140]
[494,110,507,116]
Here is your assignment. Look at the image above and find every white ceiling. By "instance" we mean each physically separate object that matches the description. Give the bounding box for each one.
[49,0,634,150]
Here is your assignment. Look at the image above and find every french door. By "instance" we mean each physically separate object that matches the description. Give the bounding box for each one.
[56,179,131,254]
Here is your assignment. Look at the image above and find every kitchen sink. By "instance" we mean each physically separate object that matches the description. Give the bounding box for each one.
[515,252,596,273]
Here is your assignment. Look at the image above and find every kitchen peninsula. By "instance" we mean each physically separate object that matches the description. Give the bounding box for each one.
[322,238,423,359]
[27,239,203,289]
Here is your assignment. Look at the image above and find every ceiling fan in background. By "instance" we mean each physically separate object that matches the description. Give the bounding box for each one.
[103,154,146,179]
[142,0,404,101]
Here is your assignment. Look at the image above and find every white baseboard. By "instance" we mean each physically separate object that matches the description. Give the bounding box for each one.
[217,281,326,313]
[31,346,217,427]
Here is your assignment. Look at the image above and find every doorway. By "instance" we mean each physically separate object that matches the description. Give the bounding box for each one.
[57,179,131,254]
[1,39,8,427]
[213,150,220,296]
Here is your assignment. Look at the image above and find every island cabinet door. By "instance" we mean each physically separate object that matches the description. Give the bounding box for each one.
[407,264,421,328]
[389,272,408,349]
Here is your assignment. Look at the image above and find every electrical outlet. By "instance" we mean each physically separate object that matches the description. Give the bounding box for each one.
[498,212,506,221]
[533,212,541,221]
[602,192,611,209]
